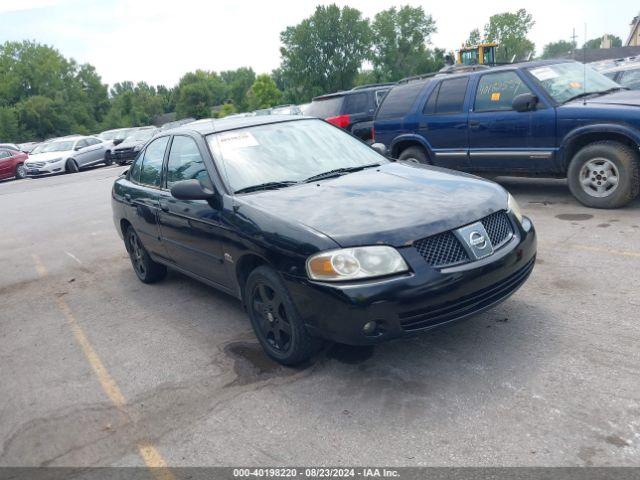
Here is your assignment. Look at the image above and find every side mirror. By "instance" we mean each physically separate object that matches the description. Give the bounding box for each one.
[74,145,82,151]
[113,138,124,146]
[512,93,538,112]
[371,142,388,156]
[170,179,216,200]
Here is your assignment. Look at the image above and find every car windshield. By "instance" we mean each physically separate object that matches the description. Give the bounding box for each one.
[39,140,75,152]
[125,129,155,142]
[528,62,621,103]
[99,131,119,141]
[207,119,387,193]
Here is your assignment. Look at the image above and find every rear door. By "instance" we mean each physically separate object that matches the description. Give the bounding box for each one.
[85,137,105,163]
[157,135,231,288]
[0,150,12,179]
[468,70,556,171]
[124,136,171,259]
[419,76,471,169]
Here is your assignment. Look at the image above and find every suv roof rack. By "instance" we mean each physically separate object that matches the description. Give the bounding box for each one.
[351,82,395,91]
[397,64,491,84]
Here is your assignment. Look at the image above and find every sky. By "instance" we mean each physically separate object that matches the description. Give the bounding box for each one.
[0,0,638,88]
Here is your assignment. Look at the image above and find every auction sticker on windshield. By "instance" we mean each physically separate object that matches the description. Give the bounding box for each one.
[530,67,559,81]
[218,131,259,149]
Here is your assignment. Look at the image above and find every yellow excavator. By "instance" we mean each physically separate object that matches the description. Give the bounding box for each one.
[456,42,498,66]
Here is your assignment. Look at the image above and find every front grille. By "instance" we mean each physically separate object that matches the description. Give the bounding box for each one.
[413,231,469,267]
[399,256,535,331]
[413,210,514,268]
[115,147,134,154]
[481,211,513,248]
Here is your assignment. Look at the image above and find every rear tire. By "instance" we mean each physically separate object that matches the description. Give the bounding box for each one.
[104,151,113,166]
[125,227,167,283]
[567,141,639,209]
[66,158,79,173]
[15,163,26,179]
[245,266,321,366]
[398,146,429,164]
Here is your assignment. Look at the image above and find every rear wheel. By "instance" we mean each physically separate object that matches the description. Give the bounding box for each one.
[66,158,79,173]
[15,163,26,179]
[398,146,429,164]
[104,151,113,166]
[567,141,639,208]
[125,227,167,283]
[245,266,321,366]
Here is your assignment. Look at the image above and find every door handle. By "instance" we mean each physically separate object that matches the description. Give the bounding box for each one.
[469,121,480,129]
[159,201,169,212]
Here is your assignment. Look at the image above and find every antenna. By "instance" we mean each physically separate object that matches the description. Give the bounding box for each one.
[583,23,587,105]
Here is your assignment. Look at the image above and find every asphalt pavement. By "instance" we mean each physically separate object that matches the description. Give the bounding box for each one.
[0,166,639,468]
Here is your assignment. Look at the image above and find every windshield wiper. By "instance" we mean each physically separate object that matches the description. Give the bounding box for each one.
[562,87,628,104]
[234,181,299,194]
[303,164,380,183]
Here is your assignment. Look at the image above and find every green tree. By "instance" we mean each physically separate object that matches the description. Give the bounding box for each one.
[246,74,282,110]
[279,4,371,101]
[220,67,255,111]
[466,28,482,45]
[541,40,575,59]
[583,34,623,49]
[371,5,438,81]
[102,82,164,128]
[484,9,535,63]
[215,103,237,118]
[0,107,20,140]
[174,70,226,119]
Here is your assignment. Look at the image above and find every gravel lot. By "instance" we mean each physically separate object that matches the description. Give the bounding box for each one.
[1,165,639,468]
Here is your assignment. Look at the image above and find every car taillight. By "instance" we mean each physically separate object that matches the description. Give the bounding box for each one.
[371,126,375,142]
[326,114,350,129]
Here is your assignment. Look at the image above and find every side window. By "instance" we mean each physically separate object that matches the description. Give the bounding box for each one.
[76,139,88,149]
[87,138,101,146]
[129,154,143,183]
[344,92,368,113]
[423,83,440,114]
[139,136,170,187]
[474,71,533,112]
[375,89,388,106]
[166,136,209,188]
[0,150,10,159]
[434,77,469,114]
[376,81,428,119]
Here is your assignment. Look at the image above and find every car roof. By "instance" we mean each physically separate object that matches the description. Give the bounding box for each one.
[159,115,315,137]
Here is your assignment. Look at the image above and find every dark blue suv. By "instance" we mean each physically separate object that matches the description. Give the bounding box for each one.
[374,60,640,208]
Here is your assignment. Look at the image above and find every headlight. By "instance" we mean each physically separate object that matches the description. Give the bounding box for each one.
[508,193,523,224]
[46,157,62,164]
[306,246,409,281]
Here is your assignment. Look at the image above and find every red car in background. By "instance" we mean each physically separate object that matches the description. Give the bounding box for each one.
[0,148,28,181]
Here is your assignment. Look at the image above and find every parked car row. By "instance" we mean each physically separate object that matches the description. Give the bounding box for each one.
[590,56,640,90]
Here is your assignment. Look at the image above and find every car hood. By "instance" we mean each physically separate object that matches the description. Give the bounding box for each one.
[115,140,144,150]
[579,90,640,107]
[235,163,508,247]
[26,151,71,163]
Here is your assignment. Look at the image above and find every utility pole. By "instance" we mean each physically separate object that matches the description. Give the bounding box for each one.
[571,28,578,55]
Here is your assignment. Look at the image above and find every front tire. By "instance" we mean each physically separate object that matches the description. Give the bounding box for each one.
[125,227,167,283]
[398,146,429,164]
[66,158,79,173]
[15,163,26,179]
[567,141,639,209]
[104,151,113,166]
[245,266,320,366]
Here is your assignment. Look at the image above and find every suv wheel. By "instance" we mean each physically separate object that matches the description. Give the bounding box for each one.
[245,266,321,366]
[125,227,167,283]
[567,141,639,208]
[398,146,428,165]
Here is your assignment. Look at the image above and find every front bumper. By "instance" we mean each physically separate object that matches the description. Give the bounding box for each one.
[112,149,138,163]
[284,215,537,345]
[25,160,65,175]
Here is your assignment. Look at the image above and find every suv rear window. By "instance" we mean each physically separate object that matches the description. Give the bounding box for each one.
[306,96,344,118]
[376,81,428,119]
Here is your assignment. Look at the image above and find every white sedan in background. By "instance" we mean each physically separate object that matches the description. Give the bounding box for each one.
[24,136,112,176]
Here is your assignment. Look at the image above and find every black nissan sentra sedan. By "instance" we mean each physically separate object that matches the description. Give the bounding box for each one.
[111,116,536,365]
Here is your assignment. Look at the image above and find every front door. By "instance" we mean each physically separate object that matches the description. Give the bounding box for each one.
[468,70,556,172]
[124,136,171,260]
[157,135,231,288]
[419,77,471,169]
